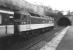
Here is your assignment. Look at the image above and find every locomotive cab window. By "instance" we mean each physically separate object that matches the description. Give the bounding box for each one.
[21,15,30,24]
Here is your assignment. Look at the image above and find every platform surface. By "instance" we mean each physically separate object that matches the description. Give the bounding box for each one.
[56,26,73,50]
[27,26,70,50]
[0,26,65,50]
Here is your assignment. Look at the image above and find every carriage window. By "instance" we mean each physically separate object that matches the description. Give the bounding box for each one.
[9,16,14,18]
[0,14,2,24]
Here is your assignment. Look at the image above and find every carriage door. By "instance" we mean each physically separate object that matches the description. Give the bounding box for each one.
[7,16,14,34]
[25,15,31,31]
[0,14,6,35]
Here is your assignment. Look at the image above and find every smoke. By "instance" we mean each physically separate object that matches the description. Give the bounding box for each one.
[0,0,31,10]
[0,0,51,16]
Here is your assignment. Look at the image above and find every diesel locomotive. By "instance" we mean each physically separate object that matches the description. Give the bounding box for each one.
[0,9,54,37]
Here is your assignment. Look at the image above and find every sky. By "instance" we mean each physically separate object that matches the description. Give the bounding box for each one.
[25,0,73,11]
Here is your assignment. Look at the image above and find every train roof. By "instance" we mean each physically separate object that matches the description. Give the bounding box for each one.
[0,9,14,14]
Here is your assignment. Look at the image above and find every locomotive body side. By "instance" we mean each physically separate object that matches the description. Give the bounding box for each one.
[18,15,54,32]
[17,14,54,37]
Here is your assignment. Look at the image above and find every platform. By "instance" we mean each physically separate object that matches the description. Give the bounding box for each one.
[0,26,66,50]
[27,26,70,50]
[56,26,73,50]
